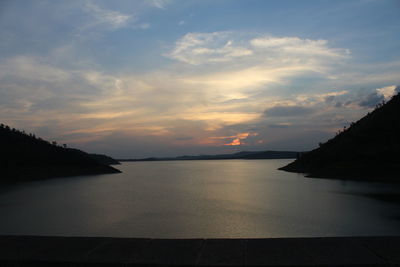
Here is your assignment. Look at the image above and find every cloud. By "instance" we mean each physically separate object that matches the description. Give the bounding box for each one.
[166,32,348,65]
[210,132,258,146]
[0,31,354,157]
[322,61,400,90]
[324,95,335,103]
[163,31,351,117]
[334,102,343,108]
[0,54,393,157]
[1,21,398,158]
[139,23,150,29]
[268,123,291,128]
[264,105,315,117]
[148,0,170,9]
[166,32,253,65]
[175,136,193,141]
[358,85,398,108]
[83,2,132,30]
[1,49,390,159]
[0,55,123,133]
[250,36,349,58]
[0,56,70,83]
[358,92,384,108]
[377,85,398,99]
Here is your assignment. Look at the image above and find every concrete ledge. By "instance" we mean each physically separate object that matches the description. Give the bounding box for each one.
[0,235,399,266]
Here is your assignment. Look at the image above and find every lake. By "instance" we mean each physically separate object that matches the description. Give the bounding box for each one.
[1,159,400,238]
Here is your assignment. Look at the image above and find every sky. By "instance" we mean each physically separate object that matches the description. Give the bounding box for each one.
[0,0,399,158]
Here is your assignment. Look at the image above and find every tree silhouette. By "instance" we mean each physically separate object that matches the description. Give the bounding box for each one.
[0,123,120,183]
[280,91,400,181]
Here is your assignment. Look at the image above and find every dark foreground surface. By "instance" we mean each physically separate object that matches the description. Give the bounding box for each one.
[0,235,399,266]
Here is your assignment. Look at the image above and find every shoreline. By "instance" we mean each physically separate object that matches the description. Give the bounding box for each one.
[279,166,400,183]
[119,157,297,162]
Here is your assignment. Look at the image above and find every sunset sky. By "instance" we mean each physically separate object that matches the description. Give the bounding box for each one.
[1,0,399,158]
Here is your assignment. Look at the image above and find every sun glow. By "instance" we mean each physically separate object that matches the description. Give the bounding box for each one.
[208,132,258,146]
[225,138,242,146]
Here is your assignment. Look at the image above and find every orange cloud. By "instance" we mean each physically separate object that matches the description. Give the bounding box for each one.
[225,138,242,146]
[208,132,258,146]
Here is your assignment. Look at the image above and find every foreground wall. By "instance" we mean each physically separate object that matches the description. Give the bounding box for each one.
[0,235,399,266]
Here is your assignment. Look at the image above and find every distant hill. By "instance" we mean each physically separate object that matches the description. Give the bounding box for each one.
[120,150,300,162]
[0,124,121,184]
[280,92,400,182]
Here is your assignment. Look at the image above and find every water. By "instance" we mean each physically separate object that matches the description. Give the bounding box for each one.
[1,159,399,238]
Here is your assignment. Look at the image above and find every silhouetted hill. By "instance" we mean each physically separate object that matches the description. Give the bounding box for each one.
[120,150,299,162]
[0,124,121,183]
[280,92,400,182]
[89,153,120,165]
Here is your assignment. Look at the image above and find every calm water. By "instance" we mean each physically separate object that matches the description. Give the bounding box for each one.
[1,159,400,238]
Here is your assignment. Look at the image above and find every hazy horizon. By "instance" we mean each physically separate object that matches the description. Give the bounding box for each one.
[1,0,400,158]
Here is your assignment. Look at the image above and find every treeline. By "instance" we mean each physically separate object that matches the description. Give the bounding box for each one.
[280,92,400,181]
[0,124,120,183]
[0,123,67,148]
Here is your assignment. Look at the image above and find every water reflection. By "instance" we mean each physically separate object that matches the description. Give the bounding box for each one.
[0,159,399,238]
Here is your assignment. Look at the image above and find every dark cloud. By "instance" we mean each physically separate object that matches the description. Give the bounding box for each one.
[358,92,384,108]
[268,123,290,128]
[334,102,343,108]
[264,105,315,117]
[345,100,353,106]
[395,85,400,94]
[29,96,87,112]
[263,130,333,151]
[175,136,193,141]
[324,95,335,103]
